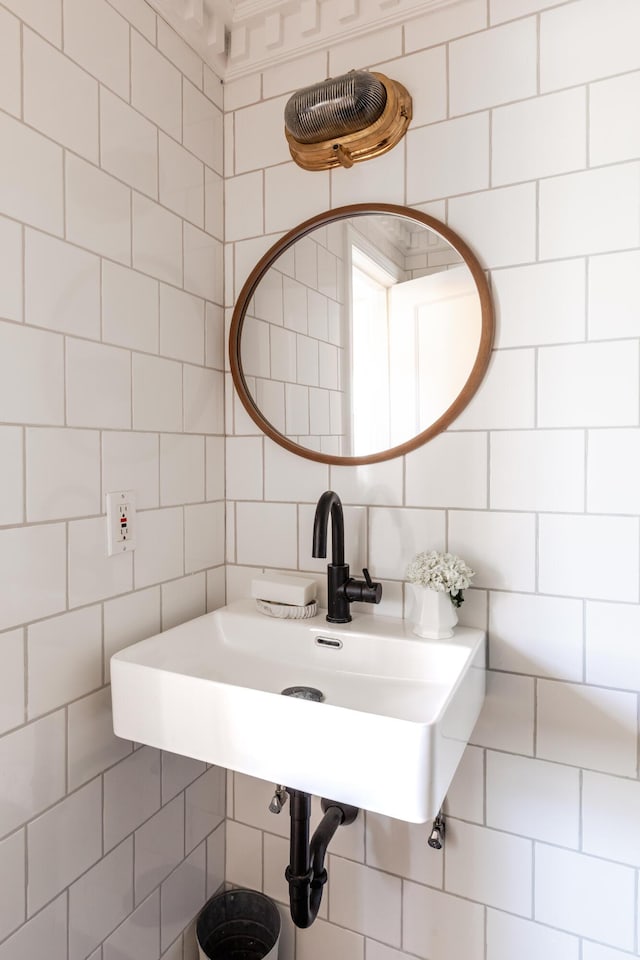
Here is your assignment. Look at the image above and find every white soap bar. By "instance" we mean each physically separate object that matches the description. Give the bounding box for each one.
[251,574,317,606]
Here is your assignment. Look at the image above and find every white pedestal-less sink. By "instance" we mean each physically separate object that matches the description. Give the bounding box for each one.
[111,599,485,823]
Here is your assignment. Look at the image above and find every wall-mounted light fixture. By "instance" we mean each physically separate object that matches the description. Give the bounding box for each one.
[284,70,412,171]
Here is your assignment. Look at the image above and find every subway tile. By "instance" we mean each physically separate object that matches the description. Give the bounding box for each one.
[160,844,206,952]
[104,747,161,851]
[226,436,264,500]
[205,302,225,369]
[539,514,639,602]
[486,909,579,960]
[0,830,24,940]
[134,508,184,588]
[379,47,446,128]
[184,365,224,434]
[132,353,183,433]
[298,919,363,960]
[0,428,23,526]
[205,167,224,240]
[538,341,638,428]
[0,629,24,734]
[0,9,21,118]
[160,434,205,505]
[25,230,100,339]
[471,672,534,755]
[266,163,331,235]
[225,172,264,242]
[157,17,202,87]
[68,514,133,607]
[184,80,223,173]
[582,944,633,960]
[366,814,443,888]
[226,820,263,889]
[449,18,536,114]
[185,767,225,854]
[103,891,160,960]
[102,261,159,353]
[64,0,129,98]
[489,592,583,681]
[492,88,586,186]
[403,883,485,960]
[264,439,329,503]
[263,831,289,907]
[406,432,487,508]
[333,140,405,207]
[0,523,66,631]
[204,66,223,109]
[24,28,98,161]
[27,605,102,718]
[589,251,640,340]
[3,0,61,44]
[27,778,102,914]
[539,165,640,259]
[537,679,638,776]
[0,895,66,960]
[102,431,160,511]
[133,194,183,287]
[206,566,225,612]
[369,507,445,581]
[534,843,635,949]
[453,349,535,430]
[100,88,158,198]
[449,183,536,269]
[206,823,225,899]
[586,601,640,692]
[131,33,181,138]
[234,96,293,174]
[0,711,66,836]
[106,0,155,41]
[159,134,204,227]
[104,586,161,680]
[492,259,586,348]
[206,436,225,501]
[588,428,640,515]
[0,216,23,322]
[446,819,532,914]
[329,857,401,947]
[232,773,288,839]
[66,339,131,429]
[0,112,63,235]
[135,795,184,903]
[69,838,134,960]
[328,459,402,507]
[449,510,535,592]
[184,223,223,302]
[590,72,640,166]
[26,427,100,521]
[366,946,421,960]
[162,752,206,804]
[66,155,131,264]
[224,73,261,111]
[490,430,585,512]
[185,501,224,572]
[486,752,579,846]
[407,113,489,204]
[490,0,562,21]
[161,573,206,631]
[583,771,640,867]
[444,744,484,823]
[68,687,131,789]
[406,0,487,52]
[160,285,205,365]
[236,501,297,567]
[540,0,640,91]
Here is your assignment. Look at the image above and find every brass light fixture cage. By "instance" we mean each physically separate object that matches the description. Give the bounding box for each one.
[284,70,412,171]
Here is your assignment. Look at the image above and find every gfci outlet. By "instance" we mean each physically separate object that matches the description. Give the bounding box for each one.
[106,491,136,556]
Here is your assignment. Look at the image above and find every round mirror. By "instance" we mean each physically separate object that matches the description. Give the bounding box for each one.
[229,203,494,465]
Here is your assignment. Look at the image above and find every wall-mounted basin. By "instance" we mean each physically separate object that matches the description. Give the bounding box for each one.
[111,599,485,823]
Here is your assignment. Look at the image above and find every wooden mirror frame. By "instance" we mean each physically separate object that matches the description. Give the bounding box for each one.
[229,203,494,466]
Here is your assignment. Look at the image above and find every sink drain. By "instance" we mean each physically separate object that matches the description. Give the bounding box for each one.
[281,686,324,702]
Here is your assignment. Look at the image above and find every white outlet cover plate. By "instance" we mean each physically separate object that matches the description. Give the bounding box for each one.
[106,490,136,555]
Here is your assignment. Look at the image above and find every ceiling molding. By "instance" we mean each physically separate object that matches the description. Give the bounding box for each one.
[147,0,462,81]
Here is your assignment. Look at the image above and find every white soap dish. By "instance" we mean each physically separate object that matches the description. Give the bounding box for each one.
[256,598,319,620]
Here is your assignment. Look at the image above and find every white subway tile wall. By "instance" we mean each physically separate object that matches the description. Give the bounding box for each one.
[0,1,225,958]
[223,3,640,956]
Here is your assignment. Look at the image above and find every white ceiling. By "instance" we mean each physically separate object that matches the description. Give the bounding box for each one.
[147,0,461,80]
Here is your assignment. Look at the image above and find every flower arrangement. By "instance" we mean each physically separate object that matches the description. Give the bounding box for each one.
[406,551,475,607]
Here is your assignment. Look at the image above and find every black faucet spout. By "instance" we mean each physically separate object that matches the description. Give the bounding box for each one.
[312,490,345,566]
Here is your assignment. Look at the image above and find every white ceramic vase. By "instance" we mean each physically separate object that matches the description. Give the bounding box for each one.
[408,583,458,639]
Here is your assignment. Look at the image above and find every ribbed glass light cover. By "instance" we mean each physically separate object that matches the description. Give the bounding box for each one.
[284,71,387,144]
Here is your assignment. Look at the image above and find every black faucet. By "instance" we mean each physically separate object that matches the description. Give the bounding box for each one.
[312,490,382,623]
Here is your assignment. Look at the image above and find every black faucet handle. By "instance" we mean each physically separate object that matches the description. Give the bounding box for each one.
[362,568,374,588]
[344,570,382,605]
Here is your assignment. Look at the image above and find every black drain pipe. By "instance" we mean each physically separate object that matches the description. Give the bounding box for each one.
[285,789,359,928]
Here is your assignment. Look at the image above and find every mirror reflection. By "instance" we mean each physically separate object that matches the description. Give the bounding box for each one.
[234,208,491,463]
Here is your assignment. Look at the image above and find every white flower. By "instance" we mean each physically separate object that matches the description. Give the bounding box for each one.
[406,551,474,606]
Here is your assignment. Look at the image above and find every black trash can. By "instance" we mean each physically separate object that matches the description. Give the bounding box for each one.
[196,888,281,960]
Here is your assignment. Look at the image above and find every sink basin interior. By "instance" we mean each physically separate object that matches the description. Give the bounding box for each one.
[111,599,485,822]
